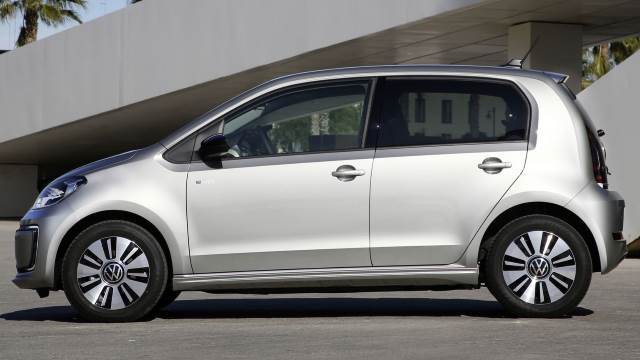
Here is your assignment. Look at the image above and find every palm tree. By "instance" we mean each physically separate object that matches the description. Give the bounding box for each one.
[582,44,612,89]
[0,0,87,47]
[610,37,640,64]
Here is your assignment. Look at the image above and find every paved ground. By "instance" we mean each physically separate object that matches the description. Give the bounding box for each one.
[0,221,638,360]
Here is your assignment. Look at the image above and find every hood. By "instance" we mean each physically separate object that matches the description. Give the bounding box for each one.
[55,149,139,180]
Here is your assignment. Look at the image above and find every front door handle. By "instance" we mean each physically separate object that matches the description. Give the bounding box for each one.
[332,165,366,182]
[478,157,512,174]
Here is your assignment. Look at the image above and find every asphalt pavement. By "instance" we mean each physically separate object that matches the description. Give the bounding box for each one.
[0,220,638,360]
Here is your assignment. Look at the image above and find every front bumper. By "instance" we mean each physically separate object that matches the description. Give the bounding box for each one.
[12,202,77,290]
[566,185,626,274]
[15,226,39,272]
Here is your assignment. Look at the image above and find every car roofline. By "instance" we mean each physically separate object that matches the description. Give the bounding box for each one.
[160,64,565,149]
[267,64,568,85]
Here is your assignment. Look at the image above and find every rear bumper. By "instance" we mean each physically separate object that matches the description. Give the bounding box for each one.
[566,184,626,274]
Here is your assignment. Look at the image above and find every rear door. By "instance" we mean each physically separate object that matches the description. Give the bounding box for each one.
[369,77,530,266]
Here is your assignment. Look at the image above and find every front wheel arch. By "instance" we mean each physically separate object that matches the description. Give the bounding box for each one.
[478,202,600,275]
[54,211,173,291]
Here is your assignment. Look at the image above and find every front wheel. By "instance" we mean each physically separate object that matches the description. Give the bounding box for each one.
[62,220,168,322]
[485,215,592,317]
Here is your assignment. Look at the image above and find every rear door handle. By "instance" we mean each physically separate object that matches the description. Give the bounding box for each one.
[478,157,512,174]
[332,165,366,182]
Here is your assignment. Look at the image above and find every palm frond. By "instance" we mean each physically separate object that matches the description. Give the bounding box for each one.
[40,0,85,26]
[40,3,65,26]
[0,1,21,23]
[48,0,87,9]
[60,8,81,23]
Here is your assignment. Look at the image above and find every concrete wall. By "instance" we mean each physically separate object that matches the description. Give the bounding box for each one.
[0,165,38,218]
[0,0,481,146]
[578,50,640,242]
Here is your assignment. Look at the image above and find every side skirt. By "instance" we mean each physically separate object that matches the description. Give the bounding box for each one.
[173,265,479,292]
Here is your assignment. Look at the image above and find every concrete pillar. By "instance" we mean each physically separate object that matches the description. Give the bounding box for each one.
[0,165,38,218]
[508,22,583,92]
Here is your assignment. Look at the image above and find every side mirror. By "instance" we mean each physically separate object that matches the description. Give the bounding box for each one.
[199,134,230,166]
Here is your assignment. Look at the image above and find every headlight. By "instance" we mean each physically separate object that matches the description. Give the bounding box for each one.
[32,176,87,209]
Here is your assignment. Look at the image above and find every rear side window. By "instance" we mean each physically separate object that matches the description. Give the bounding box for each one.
[377,79,529,147]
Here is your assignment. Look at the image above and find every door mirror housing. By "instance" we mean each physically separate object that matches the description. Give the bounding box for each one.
[199,134,230,166]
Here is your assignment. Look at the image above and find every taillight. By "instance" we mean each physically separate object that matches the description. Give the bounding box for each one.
[587,130,608,189]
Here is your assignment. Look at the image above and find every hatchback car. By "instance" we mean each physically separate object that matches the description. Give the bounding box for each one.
[14,65,626,322]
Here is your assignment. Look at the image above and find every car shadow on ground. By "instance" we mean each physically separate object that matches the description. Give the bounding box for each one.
[0,297,594,322]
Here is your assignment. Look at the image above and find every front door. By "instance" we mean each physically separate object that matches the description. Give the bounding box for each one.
[187,79,375,273]
[370,78,530,266]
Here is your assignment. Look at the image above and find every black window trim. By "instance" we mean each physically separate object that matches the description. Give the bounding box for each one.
[370,75,533,150]
[163,75,534,164]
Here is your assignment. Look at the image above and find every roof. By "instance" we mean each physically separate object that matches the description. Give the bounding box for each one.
[270,64,569,85]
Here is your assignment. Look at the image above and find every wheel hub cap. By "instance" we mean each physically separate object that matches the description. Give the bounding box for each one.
[76,237,150,310]
[526,256,551,279]
[502,231,576,305]
[102,262,125,284]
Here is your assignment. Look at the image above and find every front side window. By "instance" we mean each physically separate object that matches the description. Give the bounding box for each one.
[378,79,529,147]
[221,81,369,158]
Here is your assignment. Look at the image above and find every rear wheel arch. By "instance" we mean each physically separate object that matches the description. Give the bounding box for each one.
[478,202,600,274]
[54,211,172,291]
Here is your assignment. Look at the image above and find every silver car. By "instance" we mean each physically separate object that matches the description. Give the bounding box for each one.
[13,65,626,322]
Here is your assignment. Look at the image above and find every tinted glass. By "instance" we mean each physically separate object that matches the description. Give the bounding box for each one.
[163,132,197,163]
[377,79,528,147]
[222,82,369,158]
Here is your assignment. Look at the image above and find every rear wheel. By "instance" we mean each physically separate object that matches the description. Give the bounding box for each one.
[485,215,592,317]
[62,220,168,322]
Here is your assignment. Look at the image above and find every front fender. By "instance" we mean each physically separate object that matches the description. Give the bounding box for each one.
[67,200,192,276]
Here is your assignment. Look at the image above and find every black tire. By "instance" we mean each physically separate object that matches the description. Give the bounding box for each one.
[154,289,181,310]
[62,220,168,322]
[484,215,592,317]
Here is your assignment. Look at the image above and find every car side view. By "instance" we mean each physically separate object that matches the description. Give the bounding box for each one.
[13,65,626,322]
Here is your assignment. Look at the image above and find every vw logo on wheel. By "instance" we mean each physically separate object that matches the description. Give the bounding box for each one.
[527,257,551,278]
[102,262,125,284]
